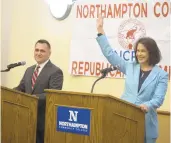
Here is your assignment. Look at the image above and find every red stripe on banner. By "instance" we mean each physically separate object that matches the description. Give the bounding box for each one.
[71,61,171,80]
[76,2,170,19]
[71,61,124,78]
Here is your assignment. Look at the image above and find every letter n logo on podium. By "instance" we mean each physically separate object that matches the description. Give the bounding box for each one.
[68,110,78,122]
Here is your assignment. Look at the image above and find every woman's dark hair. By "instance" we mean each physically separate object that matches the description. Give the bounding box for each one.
[134,37,161,66]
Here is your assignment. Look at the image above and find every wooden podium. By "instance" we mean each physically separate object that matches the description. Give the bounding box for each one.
[1,86,38,143]
[44,90,145,143]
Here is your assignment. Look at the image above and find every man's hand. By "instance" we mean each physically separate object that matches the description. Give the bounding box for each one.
[96,14,105,34]
[140,104,149,112]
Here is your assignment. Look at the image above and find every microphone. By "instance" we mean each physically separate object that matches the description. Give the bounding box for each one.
[100,66,117,74]
[1,61,26,72]
[7,61,26,69]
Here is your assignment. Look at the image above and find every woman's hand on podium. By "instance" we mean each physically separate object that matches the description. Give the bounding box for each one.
[139,104,149,113]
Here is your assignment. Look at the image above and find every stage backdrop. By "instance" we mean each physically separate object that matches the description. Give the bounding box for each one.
[69,0,170,79]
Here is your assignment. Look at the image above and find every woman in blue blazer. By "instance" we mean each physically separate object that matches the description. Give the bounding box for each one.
[96,15,168,143]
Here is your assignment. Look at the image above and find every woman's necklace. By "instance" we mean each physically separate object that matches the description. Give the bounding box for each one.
[140,69,151,79]
[141,71,144,78]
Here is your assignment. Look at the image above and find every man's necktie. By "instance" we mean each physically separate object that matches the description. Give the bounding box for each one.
[32,66,40,89]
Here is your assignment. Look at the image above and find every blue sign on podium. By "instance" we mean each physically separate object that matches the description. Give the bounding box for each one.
[56,106,91,135]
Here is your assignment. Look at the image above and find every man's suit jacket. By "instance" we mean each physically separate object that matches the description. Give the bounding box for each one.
[15,60,63,131]
[96,35,168,138]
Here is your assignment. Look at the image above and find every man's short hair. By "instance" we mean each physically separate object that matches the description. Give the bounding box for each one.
[35,39,51,49]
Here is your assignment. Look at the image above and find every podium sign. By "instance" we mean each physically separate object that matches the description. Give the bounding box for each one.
[57,106,91,135]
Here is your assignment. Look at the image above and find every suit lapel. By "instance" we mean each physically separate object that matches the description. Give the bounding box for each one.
[31,61,51,93]
[134,64,141,94]
[134,64,140,85]
[138,65,159,94]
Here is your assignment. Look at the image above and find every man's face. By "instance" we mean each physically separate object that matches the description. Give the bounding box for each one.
[34,43,51,64]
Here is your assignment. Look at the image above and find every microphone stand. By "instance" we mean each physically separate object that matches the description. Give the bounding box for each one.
[1,68,11,72]
[91,72,107,93]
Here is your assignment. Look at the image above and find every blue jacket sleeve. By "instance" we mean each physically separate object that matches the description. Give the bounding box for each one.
[96,35,128,74]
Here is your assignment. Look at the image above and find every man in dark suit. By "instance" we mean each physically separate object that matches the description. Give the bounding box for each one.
[15,39,63,143]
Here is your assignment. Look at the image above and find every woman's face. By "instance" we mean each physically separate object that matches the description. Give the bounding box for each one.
[136,43,150,65]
